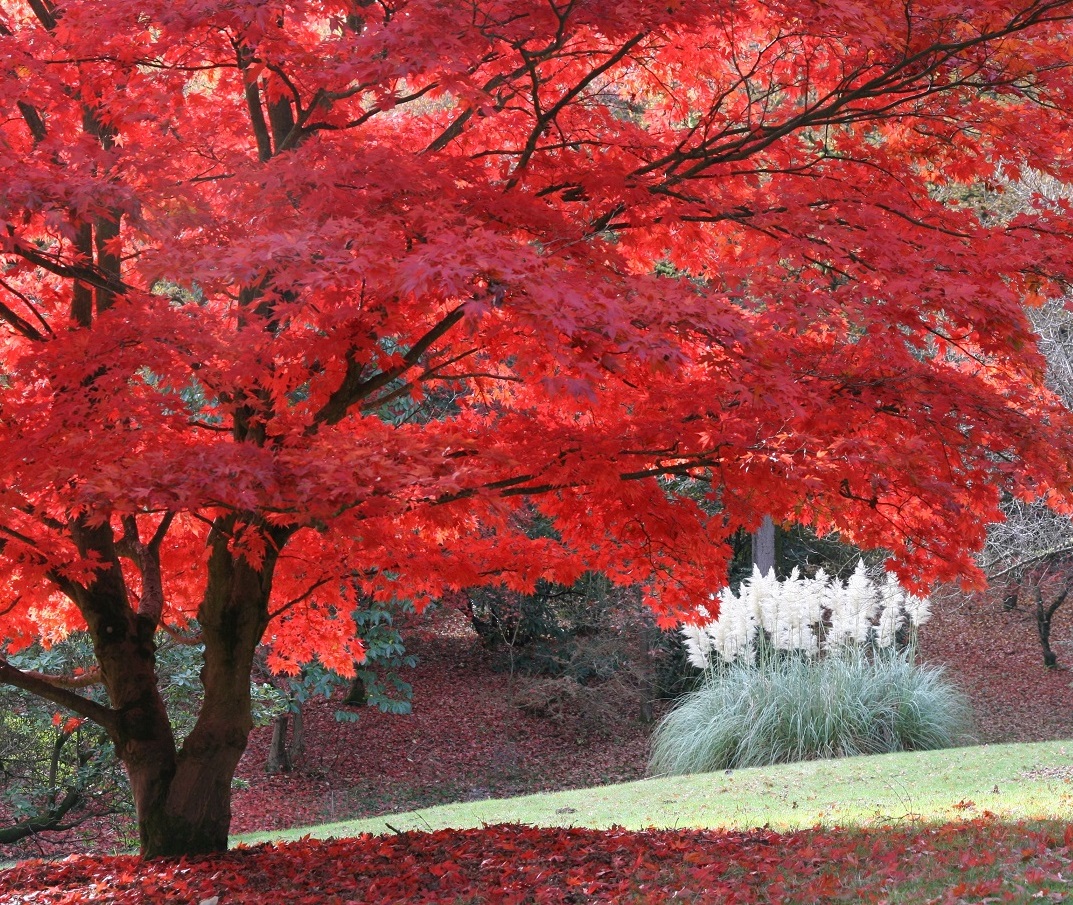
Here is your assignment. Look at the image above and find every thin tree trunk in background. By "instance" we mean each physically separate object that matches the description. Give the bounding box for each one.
[265,713,292,773]
[752,515,776,577]
[288,704,305,765]
[343,673,368,706]
[638,615,659,724]
[1034,584,1070,669]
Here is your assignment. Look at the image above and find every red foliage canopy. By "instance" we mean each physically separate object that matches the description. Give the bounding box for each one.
[3,0,1073,855]
[3,0,1072,649]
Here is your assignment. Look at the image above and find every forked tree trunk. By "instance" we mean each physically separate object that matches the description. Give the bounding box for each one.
[116,634,265,855]
[265,705,305,774]
[135,714,249,857]
[95,521,282,857]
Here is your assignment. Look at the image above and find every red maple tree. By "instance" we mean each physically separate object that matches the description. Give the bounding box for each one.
[3,0,1073,857]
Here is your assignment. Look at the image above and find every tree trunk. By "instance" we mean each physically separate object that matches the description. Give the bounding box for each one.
[266,712,292,774]
[136,527,279,857]
[343,672,368,706]
[751,515,776,577]
[117,614,261,857]
[265,705,306,774]
[122,520,282,857]
[636,605,658,724]
[1036,587,1060,669]
[288,703,305,765]
[1003,581,1020,611]
[136,719,248,857]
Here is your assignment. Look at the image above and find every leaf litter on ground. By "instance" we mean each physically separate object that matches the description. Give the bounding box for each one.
[4,819,1073,904]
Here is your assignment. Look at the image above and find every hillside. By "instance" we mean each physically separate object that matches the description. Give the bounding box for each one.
[3,592,1071,861]
[228,594,1073,836]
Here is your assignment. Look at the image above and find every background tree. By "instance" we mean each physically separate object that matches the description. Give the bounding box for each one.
[262,597,416,775]
[752,517,778,579]
[985,492,1073,667]
[3,0,1073,857]
[979,178,1073,666]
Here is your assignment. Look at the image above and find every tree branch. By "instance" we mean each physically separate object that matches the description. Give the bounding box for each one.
[267,577,333,620]
[0,278,54,340]
[12,241,131,298]
[160,622,203,644]
[312,304,468,428]
[985,544,1073,580]
[25,0,57,30]
[0,788,83,845]
[16,100,47,143]
[0,658,117,733]
[632,3,1073,186]
[116,513,174,627]
[20,667,102,689]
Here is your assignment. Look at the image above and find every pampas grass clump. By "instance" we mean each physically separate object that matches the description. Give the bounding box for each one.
[649,647,971,775]
[650,565,971,775]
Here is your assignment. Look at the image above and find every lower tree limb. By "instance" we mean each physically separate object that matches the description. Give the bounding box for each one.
[0,788,83,845]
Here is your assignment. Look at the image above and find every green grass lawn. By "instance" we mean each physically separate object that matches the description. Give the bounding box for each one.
[6,740,1073,902]
[235,738,1073,846]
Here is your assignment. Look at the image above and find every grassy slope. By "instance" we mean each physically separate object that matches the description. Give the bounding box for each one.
[236,738,1073,846]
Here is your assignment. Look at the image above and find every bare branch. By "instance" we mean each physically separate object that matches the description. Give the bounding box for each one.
[986,544,1073,580]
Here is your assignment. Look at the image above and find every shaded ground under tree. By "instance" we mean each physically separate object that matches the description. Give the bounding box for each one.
[2,597,1070,861]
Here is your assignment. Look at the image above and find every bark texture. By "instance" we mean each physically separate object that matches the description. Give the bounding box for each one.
[751,515,777,577]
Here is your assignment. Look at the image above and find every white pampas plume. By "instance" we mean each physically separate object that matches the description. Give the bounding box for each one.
[826,561,876,648]
[903,592,932,627]
[710,584,756,663]
[683,561,926,669]
[681,621,712,669]
[875,573,905,649]
[772,567,819,655]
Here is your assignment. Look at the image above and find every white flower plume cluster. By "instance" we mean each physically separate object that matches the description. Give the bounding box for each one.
[681,562,932,669]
